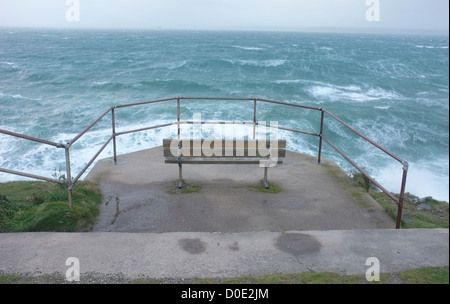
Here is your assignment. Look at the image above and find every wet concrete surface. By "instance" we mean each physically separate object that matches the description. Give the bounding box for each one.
[1,229,448,279]
[86,146,396,232]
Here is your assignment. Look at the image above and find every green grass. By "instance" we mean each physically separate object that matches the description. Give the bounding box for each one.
[212,272,369,284]
[189,267,448,284]
[0,180,102,232]
[251,183,281,193]
[155,267,449,284]
[368,190,449,229]
[167,182,281,194]
[399,266,449,284]
[1,266,447,284]
[350,172,449,229]
[167,182,201,194]
[0,274,23,284]
[202,267,449,284]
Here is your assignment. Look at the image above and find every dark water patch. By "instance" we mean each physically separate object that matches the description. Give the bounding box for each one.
[275,233,321,256]
[179,238,207,254]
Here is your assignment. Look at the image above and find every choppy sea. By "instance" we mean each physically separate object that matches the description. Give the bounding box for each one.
[0,28,448,201]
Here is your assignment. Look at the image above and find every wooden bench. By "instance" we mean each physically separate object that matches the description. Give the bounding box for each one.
[163,138,286,189]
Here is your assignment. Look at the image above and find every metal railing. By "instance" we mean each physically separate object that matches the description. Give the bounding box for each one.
[0,97,408,228]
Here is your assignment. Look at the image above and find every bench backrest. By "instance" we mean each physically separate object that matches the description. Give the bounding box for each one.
[163,139,286,158]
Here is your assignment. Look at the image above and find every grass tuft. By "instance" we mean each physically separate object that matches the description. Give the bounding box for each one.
[0,180,102,232]
[252,183,281,193]
[368,190,449,229]
[399,267,449,284]
[350,173,449,229]
[167,182,201,194]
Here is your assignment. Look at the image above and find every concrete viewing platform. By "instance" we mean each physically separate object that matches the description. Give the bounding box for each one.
[0,147,448,281]
[86,146,395,232]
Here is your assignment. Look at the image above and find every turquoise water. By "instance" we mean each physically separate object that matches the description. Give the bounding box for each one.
[0,28,448,201]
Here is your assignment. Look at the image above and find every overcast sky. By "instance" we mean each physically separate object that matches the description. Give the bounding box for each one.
[0,0,448,33]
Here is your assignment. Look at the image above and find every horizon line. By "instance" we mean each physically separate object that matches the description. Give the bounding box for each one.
[1,25,449,36]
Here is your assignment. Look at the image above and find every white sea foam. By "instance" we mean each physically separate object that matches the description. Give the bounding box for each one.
[376,162,449,203]
[231,59,287,67]
[306,83,401,102]
[273,79,303,84]
[151,60,188,70]
[231,45,265,51]
[92,81,110,86]
[415,45,449,49]
[353,120,411,148]
[365,60,424,79]
[326,151,449,203]
[0,92,42,102]
[0,121,176,182]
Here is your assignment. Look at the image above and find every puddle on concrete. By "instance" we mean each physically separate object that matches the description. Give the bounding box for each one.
[275,233,321,256]
[179,238,207,254]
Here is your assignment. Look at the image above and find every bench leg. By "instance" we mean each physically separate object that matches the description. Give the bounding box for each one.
[178,163,183,189]
[263,167,269,189]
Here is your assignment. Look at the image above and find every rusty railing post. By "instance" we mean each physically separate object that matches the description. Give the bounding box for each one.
[64,145,73,208]
[253,98,257,140]
[318,108,324,163]
[111,106,117,163]
[177,97,181,139]
[396,161,409,229]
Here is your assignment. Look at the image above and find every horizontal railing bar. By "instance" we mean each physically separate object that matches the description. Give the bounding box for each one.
[115,123,175,136]
[114,97,177,108]
[322,135,400,204]
[257,122,320,137]
[257,98,322,111]
[179,120,255,125]
[68,107,113,146]
[0,167,62,184]
[322,109,405,165]
[117,120,319,138]
[73,135,114,184]
[117,119,319,138]
[0,128,60,147]
[180,97,255,101]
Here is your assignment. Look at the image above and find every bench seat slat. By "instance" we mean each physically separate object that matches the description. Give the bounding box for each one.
[163,148,286,158]
[163,138,286,149]
[165,157,283,165]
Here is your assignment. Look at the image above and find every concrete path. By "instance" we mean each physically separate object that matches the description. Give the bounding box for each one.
[0,229,448,280]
